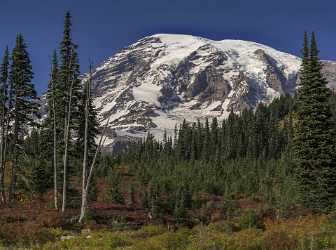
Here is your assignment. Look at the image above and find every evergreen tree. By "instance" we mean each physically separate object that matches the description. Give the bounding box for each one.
[211,117,219,152]
[9,34,39,201]
[127,184,136,209]
[41,51,59,157]
[26,129,50,196]
[0,47,9,203]
[59,11,83,212]
[226,110,237,159]
[293,32,336,211]
[41,51,61,209]
[76,65,99,164]
[202,118,211,161]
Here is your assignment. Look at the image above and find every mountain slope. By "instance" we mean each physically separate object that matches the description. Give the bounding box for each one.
[86,34,307,146]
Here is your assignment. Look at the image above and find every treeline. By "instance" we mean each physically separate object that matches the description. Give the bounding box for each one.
[125,95,294,164]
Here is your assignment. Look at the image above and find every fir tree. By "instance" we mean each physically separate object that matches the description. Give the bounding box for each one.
[76,65,98,164]
[0,47,9,203]
[202,117,211,161]
[59,11,83,212]
[42,51,60,209]
[294,32,336,211]
[26,129,50,196]
[9,34,39,201]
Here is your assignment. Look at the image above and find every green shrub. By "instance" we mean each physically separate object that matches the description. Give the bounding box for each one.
[264,230,297,250]
[187,226,229,250]
[208,221,238,234]
[220,199,240,219]
[236,209,265,230]
[230,228,264,250]
[133,229,191,250]
[133,225,167,238]
[0,223,56,246]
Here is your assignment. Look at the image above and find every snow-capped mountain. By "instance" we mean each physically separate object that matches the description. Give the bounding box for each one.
[77,34,335,147]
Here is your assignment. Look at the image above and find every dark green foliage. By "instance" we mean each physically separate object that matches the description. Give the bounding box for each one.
[0,46,9,202]
[106,168,124,204]
[0,46,9,121]
[118,95,304,218]
[9,34,39,200]
[10,34,39,130]
[76,68,99,163]
[125,95,294,164]
[58,12,82,138]
[41,51,60,159]
[126,184,136,208]
[56,11,83,164]
[293,32,336,212]
[47,51,59,119]
[24,129,51,195]
[237,209,265,230]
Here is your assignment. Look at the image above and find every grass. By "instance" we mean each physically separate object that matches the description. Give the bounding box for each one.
[14,213,334,250]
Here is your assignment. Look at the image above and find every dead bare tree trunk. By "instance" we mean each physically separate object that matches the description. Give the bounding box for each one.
[0,81,9,204]
[79,115,110,223]
[79,65,91,222]
[61,79,74,213]
[0,106,6,204]
[61,50,74,213]
[9,116,18,202]
[52,93,58,210]
[1,107,10,204]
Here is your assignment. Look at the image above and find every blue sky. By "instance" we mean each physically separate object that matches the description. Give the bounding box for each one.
[0,0,335,94]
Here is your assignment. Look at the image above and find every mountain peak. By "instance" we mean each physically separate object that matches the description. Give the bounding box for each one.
[85,34,306,148]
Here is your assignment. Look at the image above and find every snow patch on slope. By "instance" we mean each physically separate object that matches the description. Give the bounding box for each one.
[151,34,207,67]
[132,83,162,107]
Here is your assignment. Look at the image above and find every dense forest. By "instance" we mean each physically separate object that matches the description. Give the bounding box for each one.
[0,12,336,249]
[121,90,336,221]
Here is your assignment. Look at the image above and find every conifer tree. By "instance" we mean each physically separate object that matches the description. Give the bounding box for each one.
[77,65,98,163]
[27,129,50,196]
[294,32,336,211]
[211,117,218,150]
[202,118,211,161]
[9,34,39,201]
[51,52,59,209]
[59,11,82,212]
[226,110,237,159]
[44,51,60,209]
[0,47,9,203]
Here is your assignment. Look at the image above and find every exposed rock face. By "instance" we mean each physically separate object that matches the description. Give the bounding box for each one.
[322,61,336,91]
[42,34,336,149]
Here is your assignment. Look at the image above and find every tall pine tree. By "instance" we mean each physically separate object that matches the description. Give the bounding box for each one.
[9,34,39,201]
[59,11,83,212]
[76,64,98,166]
[42,51,60,208]
[0,47,9,203]
[294,32,336,212]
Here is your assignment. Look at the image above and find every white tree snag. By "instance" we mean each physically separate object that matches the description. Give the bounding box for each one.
[79,65,91,222]
[79,115,111,223]
[52,88,58,210]
[61,50,74,213]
